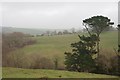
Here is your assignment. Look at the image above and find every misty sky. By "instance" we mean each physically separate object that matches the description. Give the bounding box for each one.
[2,2,118,29]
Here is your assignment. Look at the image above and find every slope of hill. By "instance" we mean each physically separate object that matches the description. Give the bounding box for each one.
[2,67,119,78]
[7,31,117,70]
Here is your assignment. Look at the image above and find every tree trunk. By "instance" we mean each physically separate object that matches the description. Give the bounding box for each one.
[97,35,100,58]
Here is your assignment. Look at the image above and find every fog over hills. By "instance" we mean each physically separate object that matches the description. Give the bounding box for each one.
[2,27,80,35]
[2,27,54,35]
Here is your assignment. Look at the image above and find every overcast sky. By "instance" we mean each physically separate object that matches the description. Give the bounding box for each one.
[1,2,118,29]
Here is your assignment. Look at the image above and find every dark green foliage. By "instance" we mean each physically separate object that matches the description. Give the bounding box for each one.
[83,16,114,35]
[64,34,98,72]
[118,45,120,53]
[117,24,120,30]
[83,16,114,57]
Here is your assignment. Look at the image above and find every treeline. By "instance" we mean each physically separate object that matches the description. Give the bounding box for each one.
[36,28,77,37]
[36,27,117,37]
[2,32,36,66]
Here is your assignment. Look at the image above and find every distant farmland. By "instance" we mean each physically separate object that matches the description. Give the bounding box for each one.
[8,31,118,69]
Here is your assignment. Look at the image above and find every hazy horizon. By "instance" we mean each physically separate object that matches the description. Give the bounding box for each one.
[1,2,118,29]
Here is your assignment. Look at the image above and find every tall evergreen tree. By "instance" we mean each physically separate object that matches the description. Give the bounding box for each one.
[64,34,98,72]
[83,16,114,57]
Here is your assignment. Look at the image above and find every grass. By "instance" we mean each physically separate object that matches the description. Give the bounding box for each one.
[9,31,118,68]
[2,67,119,78]
[100,31,118,49]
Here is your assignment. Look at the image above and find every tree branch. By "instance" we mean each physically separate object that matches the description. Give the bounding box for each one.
[83,23,92,36]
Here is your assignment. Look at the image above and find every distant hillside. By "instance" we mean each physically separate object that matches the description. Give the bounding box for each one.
[2,27,57,35]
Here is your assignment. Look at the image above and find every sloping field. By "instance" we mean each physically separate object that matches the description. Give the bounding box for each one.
[9,31,117,68]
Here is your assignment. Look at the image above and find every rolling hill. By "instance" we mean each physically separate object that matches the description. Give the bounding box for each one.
[7,31,118,69]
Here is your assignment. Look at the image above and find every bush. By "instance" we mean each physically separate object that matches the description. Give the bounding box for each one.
[29,54,54,69]
[95,50,119,75]
[3,52,54,69]
[2,50,25,67]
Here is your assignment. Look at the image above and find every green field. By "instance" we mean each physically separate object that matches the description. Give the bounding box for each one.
[2,67,119,78]
[10,31,118,67]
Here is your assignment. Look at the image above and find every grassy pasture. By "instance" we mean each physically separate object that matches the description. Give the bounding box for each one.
[2,67,119,78]
[9,31,118,68]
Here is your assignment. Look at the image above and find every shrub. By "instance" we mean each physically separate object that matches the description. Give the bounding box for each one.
[95,49,119,75]
[3,52,55,69]
[30,54,54,69]
[2,50,24,67]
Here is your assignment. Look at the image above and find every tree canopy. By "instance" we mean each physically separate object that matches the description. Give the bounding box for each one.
[83,16,114,36]
[83,16,114,56]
